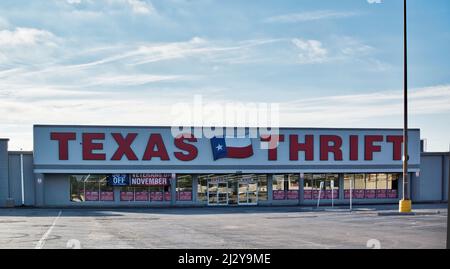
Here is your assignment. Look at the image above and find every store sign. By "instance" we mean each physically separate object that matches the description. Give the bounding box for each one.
[107,174,129,186]
[33,125,421,173]
[130,173,171,186]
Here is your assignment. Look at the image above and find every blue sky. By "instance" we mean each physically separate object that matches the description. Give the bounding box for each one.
[0,0,449,151]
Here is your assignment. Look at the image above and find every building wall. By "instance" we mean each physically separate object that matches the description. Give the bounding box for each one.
[0,138,449,207]
[0,139,9,207]
[8,152,35,206]
[412,153,449,202]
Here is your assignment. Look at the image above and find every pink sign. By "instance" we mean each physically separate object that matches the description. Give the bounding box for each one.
[273,190,286,200]
[303,190,312,200]
[135,191,149,201]
[354,189,365,199]
[120,191,134,201]
[100,191,114,201]
[365,189,376,199]
[287,190,299,200]
[164,192,171,201]
[387,189,398,198]
[312,190,325,199]
[344,190,350,199]
[177,191,192,201]
[325,190,339,199]
[85,191,99,201]
[376,189,387,199]
[150,191,163,201]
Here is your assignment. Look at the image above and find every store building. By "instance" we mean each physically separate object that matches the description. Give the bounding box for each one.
[0,125,448,207]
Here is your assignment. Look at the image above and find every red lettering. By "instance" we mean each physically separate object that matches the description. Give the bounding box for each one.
[320,135,343,161]
[174,133,198,161]
[50,132,76,160]
[386,135,403,160]
[111,133,138,161]
[143,134,170,160]
[82,133,106,160]
[290,135,314,161]
[261,134,285,161]
[349,135,359,161]
[364,135,384,160]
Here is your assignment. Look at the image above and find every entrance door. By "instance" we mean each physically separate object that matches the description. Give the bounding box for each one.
[238,181,258,205]
[207,182,229,206]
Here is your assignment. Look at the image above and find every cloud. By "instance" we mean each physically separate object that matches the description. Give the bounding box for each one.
[127,0,155,14]
[281,85,450,125]
[0,27,56,46]
[264,10,357,23]
[367,0,383,4]
[292,39,328,64]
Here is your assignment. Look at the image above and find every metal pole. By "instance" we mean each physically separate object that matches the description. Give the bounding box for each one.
[350,176,353,212]
[20,153,25,206]
[399,0,411,213]
[402,0,408,201]
[447,151,450,249]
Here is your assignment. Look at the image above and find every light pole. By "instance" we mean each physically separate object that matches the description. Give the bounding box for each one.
[399,0,412,212]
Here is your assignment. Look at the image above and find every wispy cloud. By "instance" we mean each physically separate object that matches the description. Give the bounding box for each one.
[281,85,450,125]
[292,39,328,64]
[127,0,155,14]
[264,10,357,23]
[0,27,57,46]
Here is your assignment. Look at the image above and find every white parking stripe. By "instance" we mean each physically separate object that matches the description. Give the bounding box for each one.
[35,210,62,249]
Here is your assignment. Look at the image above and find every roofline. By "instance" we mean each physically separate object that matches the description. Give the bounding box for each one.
[8,151,33,155]
[421,152,450,156]
[33,124,421,131]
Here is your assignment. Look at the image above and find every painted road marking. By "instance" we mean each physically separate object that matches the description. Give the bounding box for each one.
[35,210,62,249]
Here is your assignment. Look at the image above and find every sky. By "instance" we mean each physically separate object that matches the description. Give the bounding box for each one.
[0,0,449,151]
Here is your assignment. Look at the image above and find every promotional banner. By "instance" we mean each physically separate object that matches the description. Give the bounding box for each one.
[130,173,171,186]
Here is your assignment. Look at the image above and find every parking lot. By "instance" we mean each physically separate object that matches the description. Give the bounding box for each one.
[0,204,447,249]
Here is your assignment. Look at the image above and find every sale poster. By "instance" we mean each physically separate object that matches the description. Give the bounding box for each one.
[177,191,192,201]
[312,190,325,199]
[164,192,171,201]
[376,189,387,199]
[325,190,339,199]
[120,191,134,201]
[365,189,376,199]
[303,190,312,200]
[272,190,285,200]
[387,189,398,198]
[135,191,149,201]
[100,191,114,201]
[287,190,299,200]
[150,191,163,201]
[85,191,99,201]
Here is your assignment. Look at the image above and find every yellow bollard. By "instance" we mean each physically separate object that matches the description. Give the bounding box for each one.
[399,199,412,213]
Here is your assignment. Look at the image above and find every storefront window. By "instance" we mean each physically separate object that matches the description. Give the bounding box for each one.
[303,174,339,200]
[100,176,114,201]
[176,175,193,201]
[273,174,299,200]
[70,174,114,202]
[70,175,85,202]
[197,175,208,202]
[257,174,268,201]
[344,173,399,199]
[303,174,313,200]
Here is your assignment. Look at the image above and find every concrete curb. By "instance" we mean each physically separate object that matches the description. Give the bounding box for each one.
[377,210,441,216]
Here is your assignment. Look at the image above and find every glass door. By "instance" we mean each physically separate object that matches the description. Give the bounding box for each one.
[238,181,258,205]
[207,181,229,206]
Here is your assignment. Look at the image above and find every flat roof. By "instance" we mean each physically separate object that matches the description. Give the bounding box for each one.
[33,124,421,131]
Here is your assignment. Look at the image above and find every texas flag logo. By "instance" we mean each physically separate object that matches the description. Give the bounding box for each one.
[210,136,254,160]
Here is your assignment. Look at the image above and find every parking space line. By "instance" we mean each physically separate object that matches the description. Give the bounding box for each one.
[35,210,62,249]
